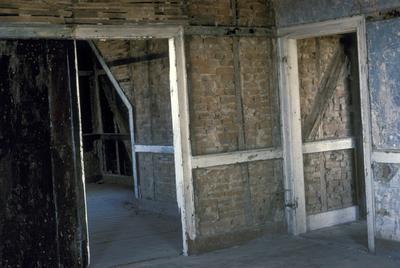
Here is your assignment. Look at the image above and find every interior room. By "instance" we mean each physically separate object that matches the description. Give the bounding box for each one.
[76,40,182,267]
[1,1,400,268]
[296,33,367,246]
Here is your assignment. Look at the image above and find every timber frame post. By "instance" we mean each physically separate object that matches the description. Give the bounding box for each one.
[0,24,195,256]
[277,16,375,252]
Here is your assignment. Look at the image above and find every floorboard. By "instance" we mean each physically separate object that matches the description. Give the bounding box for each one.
[121,221,400,268]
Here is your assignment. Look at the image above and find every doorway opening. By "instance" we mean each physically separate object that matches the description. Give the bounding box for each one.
[296,32,368,248]
[278,17,375,252]
[76,39,182,267]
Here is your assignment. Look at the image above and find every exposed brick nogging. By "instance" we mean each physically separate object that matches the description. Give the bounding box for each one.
[188,0,275,27]
[193,160,285,238]
[187,0,283,250]
[189,36,278,155]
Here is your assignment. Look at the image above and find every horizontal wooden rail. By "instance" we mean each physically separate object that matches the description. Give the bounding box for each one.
[192,148,283,169]
[83,133,174,154]
[302,137,356,154]
[372,151,400,163]
[0,24,183,40]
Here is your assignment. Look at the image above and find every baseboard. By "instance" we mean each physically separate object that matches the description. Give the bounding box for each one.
[307,206,359,231]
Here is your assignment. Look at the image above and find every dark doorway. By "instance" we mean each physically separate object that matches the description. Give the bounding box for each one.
[76,40,182,267]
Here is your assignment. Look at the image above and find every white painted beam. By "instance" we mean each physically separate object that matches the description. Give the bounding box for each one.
[307,206,359,231]
[278,16,363,39]
[302,137,356,155]
[0,24,182,40]
[74,25,181,40]
[169,33,195,255]
[372,151,400,163]
[0,24,72,39]
[191,148,283,169]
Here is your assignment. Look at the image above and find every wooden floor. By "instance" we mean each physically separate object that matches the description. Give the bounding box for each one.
[122,222,400,268]
[86,183,182,268]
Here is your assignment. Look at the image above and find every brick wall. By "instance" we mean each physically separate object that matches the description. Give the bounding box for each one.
[237,0,275,27]
[193,160,284,238]
[188,0,275,26]
[304,151,356,215]
[187,0,283,251]
[240,37,279,149]
[188,36,278,155]
[188,36,238,155]
[188,0,232,26]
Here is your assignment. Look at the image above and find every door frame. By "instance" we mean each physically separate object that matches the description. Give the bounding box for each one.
[0,24,195,258]
[277,16,375,252]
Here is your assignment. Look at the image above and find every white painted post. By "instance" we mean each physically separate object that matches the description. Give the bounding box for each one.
[169,32,196,256]
[278,37,307,235]
[357,18,376,253]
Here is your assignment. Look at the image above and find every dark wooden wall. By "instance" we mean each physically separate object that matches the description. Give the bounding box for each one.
[0,40,87,267]
[0,1,186,25]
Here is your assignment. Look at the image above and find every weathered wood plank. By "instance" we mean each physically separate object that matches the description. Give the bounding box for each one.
[278,37,307,235]
[0,40,59,267]
[0,0,187,25]
[372,151,400,163]
[191,148,283,169]
[302,137,356,154]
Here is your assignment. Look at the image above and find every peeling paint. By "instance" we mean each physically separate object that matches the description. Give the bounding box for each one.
[374,162,400,241]
[368,18,400,150]
[373,162,399,184]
